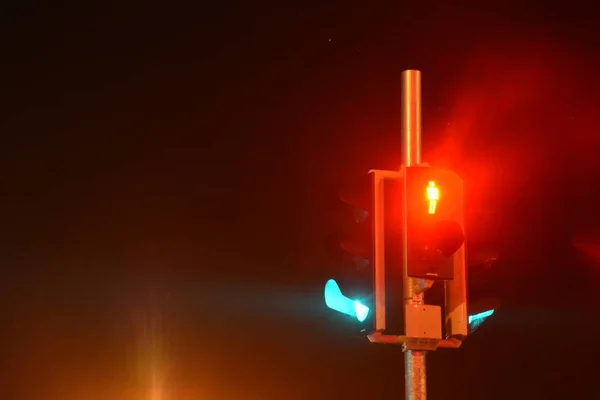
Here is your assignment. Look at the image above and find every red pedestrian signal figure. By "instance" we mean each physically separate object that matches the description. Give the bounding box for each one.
[427,181,439,215]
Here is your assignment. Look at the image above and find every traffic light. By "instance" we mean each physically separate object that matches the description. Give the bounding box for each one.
[401,165,498,338]
[465,244,501,334]
[324,177,374,327]
[323,167,498,341]
[404,166,465,281]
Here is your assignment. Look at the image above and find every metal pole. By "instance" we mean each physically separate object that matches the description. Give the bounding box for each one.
[401,69,427,400]
[405,351,426,400]
[401,70,422,167]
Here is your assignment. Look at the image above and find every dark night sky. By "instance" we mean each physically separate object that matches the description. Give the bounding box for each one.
[2,2,600,399]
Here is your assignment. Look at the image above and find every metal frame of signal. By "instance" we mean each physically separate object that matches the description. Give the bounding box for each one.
[367,70,468,400]
[366,166,468,350]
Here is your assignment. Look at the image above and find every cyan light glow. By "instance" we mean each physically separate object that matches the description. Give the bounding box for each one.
[468,309,495,324]
[468,309,495,332]
[353,301,369,322]
[324,279,370,322]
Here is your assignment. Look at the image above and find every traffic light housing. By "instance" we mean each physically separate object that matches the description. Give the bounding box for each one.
[322,170,407,336]
[405,166,465,281]
[324,177,374,328]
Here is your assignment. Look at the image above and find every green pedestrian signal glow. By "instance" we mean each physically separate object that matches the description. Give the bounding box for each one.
[324,279,370,322]
[468,309,495,332]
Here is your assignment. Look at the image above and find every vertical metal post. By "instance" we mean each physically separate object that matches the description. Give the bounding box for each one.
[372,172,387,332]
[401,69,427,400]
[401,70,422,167]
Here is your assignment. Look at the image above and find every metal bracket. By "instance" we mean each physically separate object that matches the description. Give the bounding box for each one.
[367,332,464,350]
[367,332,406,345]
[403,338,440,352]
[367,332,439,351]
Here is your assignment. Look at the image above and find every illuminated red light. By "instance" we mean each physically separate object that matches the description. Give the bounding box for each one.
[427,181,439,214]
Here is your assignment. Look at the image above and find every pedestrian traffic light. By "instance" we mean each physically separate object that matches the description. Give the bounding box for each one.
[323,166,498,343]
[405,166,465,281]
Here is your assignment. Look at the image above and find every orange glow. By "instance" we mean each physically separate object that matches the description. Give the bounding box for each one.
[426,181,439,214]
[133,310,168,400]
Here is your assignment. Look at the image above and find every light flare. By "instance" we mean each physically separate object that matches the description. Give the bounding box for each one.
[133,310,168,400]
